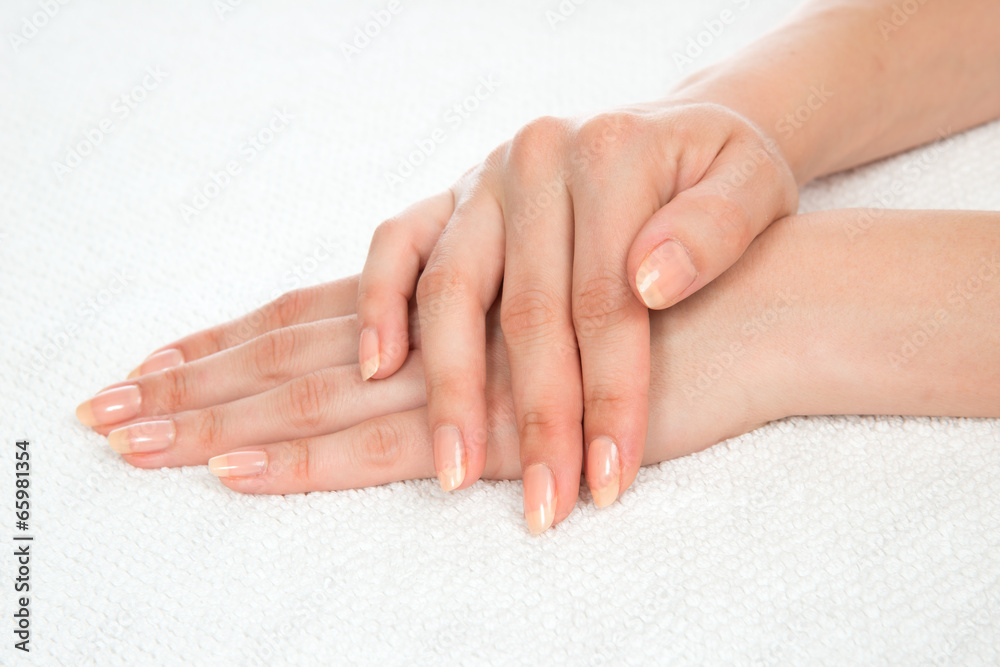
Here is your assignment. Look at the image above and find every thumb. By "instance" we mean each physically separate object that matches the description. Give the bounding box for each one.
[628,142,797,309]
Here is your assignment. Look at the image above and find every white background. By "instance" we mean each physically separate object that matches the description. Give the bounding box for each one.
[2,0,999,664]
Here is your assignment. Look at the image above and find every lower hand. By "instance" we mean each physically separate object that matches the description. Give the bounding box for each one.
[355,102,797,531]
[75,229,792,519]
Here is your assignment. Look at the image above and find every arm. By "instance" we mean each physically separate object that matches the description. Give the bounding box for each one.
[673,0,1000,184]
[77,209,1000,509]
[649,208,1000,460]
[352,0,1000,532]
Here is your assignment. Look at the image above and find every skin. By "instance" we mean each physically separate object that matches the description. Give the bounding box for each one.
[77,209,1000,510]
[352,0,1000,532]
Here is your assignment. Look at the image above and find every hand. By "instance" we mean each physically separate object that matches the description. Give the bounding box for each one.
[73,248,791,508]
[354,101,797,531]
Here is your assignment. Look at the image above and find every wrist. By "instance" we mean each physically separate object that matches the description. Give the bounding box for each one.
[645,218,805,461]
[666,64,840,187]
[662,1,892,186]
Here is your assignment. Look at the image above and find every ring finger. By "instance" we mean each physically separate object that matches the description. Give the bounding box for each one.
[108,351,428,468]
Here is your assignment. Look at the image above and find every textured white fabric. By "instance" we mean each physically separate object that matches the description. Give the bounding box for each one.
[2,1,999,664]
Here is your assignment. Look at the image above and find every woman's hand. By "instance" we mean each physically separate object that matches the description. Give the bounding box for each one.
[75,209,1000,532]
[75,230,796,531]
[355,101,798,530]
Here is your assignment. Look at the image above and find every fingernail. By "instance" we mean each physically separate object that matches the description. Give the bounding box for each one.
[636,240,697,309]
[76,385,141,427]
[208,451,268,478]
[433,425,466,492]
[587,436,620,508]
[130,348,184,378]
[107,420,175,454]
[523,463,556,535]
[359,328,380,381]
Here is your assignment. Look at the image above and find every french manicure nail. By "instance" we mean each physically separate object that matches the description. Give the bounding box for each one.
[588,436,620,508]
[433,425,466,492]
[523,463,556,535]
[76,385,142,427]
[107,420,175,454]
[135,348,184,378]
[636,240,697,309]
[359,328,380,380]
[208,451,268,478]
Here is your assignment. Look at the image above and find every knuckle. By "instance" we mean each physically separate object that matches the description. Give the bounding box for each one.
[701,194,754,252]
[159,367,192,412]
[283,371,330,431]
[353,418,406,470]
[415,262,468,315]
[268,288,307,330]
[573,112,639,172]
[203,325,229,353]
[500,288,564,344]
[664,113,695,146]
[573,273,633,335]
[518,409,577,446]
[277,438,312,484]
[585,381,639,416]
[506,115,567,177]
[194,406,226,456]
[370,216,404,248]
[249,327,297,383]
[483,140,511,173]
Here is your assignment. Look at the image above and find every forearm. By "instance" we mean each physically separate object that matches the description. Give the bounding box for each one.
[669,0,1000,184]
[741,209,1000,419]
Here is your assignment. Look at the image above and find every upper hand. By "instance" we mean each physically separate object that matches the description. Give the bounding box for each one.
[355,101,798,531]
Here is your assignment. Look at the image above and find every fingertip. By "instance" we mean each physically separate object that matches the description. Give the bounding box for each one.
[359,328,380,381]
[75,400,97,427]
[433,424,466,492]
[208,451,268,478]
[587,435,620,508]
[523,462,556,535]
[635,240,698,310]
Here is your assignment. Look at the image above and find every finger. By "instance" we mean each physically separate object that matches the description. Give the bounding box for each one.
[357,190,454,381]
[628,137,797,310]
[79,315,365,431]
[498,122,583,535]
[209,409,435,494]
[570,177,652,510]
[208,406,524,495]
[128,276,363,377]
[416,190,505,492]
[108,353,427,468]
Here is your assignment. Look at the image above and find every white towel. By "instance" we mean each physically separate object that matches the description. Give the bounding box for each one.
[2,0,999,664]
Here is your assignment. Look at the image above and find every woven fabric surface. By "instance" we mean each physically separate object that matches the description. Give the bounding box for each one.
[2,1,999,664]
